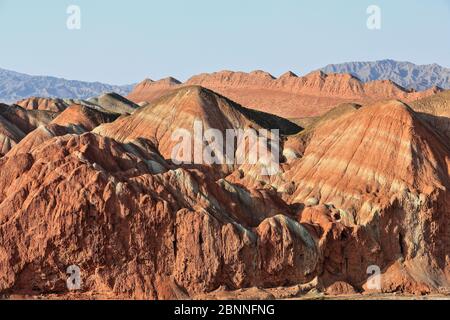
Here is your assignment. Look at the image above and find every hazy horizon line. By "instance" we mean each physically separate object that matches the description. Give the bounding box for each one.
[1,58,449,86]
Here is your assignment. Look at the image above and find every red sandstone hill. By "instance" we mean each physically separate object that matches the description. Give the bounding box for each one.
[127,71,442,119]
[2,93,139,157]
[285,100,450,209]
[0,113,26,156]
[15,97,69,112]
[16,94,139,115]
[0,132,311,298]
[0,86,448,299]
[8,104,120,157]
[87,92,140,115]
[127,77,181,104]
[411,90,450,140]
[96,86,301,171]
[0,103,56,156]
[228,98,450,293]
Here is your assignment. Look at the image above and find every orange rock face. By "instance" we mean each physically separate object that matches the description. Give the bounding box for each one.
[96,86,301,174]
[15,97,69,112]
[0,133,314,298]
[127,71,441,118]
[7,104,119,157]
[0,84,448,299]
[127,77,181,104]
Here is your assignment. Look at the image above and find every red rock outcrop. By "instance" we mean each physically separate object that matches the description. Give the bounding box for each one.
[411,90,450,140]
[87,92,140,115]
[15,97,69,112]
[97,86,300,170]
[127,71,441,118]
[285,100,449,209]
[16,93,140,116]
[0,114,25,156]
[0,104,56,132]
[0,133,319,299]
[127,77,181,104]
[224,96,450,294]
[0,104,56,156]
[0,87,448,300]
[291,100,449,292]
[8,104,120,157]
[186,71,442,118]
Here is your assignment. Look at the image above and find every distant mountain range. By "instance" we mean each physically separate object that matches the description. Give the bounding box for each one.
[1,60,449,103]
[321,59,450,91]
[0,68,134,103]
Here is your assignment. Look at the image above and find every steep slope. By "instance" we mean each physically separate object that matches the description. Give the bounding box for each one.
[0,104,56,133]
[0,132,316,298]
[0,67,133,103]
[283,103,362,160]
[229,99,450,292]
[127,77,181,104]
[0,95,448,298]
[51,104,119,131]
[321,59,450,91]
[0,114,26,156]
[15,97,69,112]
[96,86,301,162]
[285,100,449,211]
[88,92,140,115]
[186,71,441,118]
[1,92,136,157]
[409,90,450,143]
[411,90,450,116]
[127,70,440,118]
[0,103,57,156]
[8,104,120,157]
[283,101,450,291]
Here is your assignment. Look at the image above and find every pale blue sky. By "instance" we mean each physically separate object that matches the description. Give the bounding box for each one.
[0,0,449,84]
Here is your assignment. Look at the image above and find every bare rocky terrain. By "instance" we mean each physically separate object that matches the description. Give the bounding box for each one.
[127,70,442,119]
[0,72,448,300]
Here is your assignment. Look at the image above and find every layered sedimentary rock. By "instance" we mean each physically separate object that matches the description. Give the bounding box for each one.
[127,71,441,118]
[0,103,56,156]
[0,133,317,298]
[0,92,138,157]
[87,93,140,115]
[411,90,450,140]
[0,104,56,131]
[16,93,139,115]
[222,95,450,294]
[250,99,449,293]
[0,114,26,156]
[8,104,120,156]
[96,86,301,166]
[127,77,181,104]
[15,97,69,112]
[0,86,448,299]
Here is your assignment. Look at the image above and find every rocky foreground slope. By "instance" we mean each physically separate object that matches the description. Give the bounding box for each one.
[0,87,448,299]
